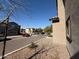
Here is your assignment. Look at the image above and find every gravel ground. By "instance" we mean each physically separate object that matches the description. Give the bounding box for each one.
[26,37,70,59]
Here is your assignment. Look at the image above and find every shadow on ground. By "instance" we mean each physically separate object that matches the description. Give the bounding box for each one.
[0,38,12,42]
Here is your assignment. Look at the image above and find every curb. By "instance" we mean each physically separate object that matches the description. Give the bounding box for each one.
[7,35,21,38]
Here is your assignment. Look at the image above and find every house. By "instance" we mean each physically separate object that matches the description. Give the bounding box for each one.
[64,0,79,59]
[50,0,66,45]
[50,0,79,59]
[0,22,20,36]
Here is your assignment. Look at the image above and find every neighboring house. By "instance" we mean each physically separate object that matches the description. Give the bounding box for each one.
[0,22,20,36]
[50,0,79,59]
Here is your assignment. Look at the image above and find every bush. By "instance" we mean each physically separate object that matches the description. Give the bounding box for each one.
[28,42,38,49]
[47,33,53,37]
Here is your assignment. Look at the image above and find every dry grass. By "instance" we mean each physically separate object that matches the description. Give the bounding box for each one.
[27,38,60,59]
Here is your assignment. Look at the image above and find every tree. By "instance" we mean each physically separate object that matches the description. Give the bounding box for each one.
[43,25,52,34]
[33,28,43,34]
[37,28,43,33]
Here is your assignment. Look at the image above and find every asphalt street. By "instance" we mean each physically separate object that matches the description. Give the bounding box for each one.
[0,35,46,56]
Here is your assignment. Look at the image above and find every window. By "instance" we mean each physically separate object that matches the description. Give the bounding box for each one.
[66,16,72,43]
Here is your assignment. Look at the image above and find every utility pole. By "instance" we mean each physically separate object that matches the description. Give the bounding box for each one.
[1,0,29,59]
[2,17,9,59]
[1,7,15,59]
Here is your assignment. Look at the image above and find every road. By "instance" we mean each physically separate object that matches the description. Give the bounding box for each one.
[0,35,46,56]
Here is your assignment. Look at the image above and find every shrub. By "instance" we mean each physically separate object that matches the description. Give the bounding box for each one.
[28,42,38,49]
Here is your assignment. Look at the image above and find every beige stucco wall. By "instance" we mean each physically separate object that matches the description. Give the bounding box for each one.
[53,0,66,45]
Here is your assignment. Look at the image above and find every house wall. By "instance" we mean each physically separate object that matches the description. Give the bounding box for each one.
[65,0,79,58]
[53,0,66,45]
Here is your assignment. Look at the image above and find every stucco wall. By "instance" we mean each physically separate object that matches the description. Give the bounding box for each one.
[65,0,79,57]
[53,0,66,45]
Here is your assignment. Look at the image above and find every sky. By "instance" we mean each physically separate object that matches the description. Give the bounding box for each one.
[0,0,57,29]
